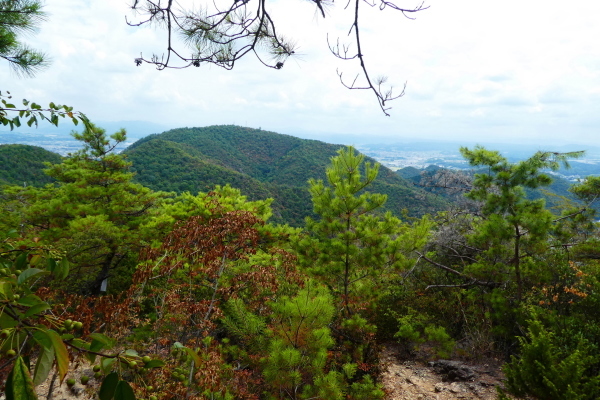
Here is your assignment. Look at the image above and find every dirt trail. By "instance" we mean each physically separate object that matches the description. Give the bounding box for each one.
[380,344,509,400]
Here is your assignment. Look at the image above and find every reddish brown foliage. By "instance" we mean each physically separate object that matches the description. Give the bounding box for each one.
[128,207,297,398]
[35,287,137,337]
[136,210,265,283]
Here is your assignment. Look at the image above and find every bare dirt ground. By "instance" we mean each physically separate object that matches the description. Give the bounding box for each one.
[380,344,510,400]
[35,359,98,400]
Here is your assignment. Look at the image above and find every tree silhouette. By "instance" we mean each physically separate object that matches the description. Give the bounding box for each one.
[128,0,428,115]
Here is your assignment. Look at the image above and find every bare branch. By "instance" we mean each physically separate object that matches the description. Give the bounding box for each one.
[128,0,427,115]
[415,251,501,289]
[332,0,406,116]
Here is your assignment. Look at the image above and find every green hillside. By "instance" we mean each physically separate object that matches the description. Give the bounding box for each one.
[126,125,339,184]
[125,125,447,225]
[0,144,62,186]
[124,138,273,199]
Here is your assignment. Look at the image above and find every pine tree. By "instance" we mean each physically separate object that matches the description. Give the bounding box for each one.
[1,123,163,293]
[294,146,430,395]
[460,146,583,301]
[262,282,338,399]
[0,0,48,76]
[295,146,430,317]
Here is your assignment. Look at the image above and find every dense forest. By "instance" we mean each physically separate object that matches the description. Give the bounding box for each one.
[0,144,61,187]
[2,123,600,400]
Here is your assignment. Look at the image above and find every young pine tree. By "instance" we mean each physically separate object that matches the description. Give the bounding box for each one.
[295,146,430,319]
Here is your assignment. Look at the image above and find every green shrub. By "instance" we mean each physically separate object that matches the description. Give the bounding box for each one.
[501,318,600,399]
[394,308,455,358]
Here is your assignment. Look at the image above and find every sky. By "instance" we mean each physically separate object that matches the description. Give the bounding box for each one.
[2,0,600,147]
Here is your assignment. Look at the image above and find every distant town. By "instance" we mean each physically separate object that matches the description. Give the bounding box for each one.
[356,142,600,181]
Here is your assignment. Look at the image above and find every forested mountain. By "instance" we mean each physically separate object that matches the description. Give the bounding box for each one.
[124,125,447,225]
[0,144,62,186]
[0,128,586,227]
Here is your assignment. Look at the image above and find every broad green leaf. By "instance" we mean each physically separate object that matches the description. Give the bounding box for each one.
[101,357,116,374]
[46,258,56,273]
[24,302,51,318]
[46,329,69,383]
[87,337,106,364]
[99,372,119,400]
[90,338,105,351]
[114,380,136,400]
[32,329,52,349]
[183,347,201,367]
[1,311,19,328]
[143,359,165,368]
[15,252,27,270]
[77,338,93,363]
[89,333,114,347]
[90,338,105,356]
[124,349,138,357]
[29,255,41,266]
[33,346,55,386]
[55,258,69,280]
[6,356,37,400]
[71,338,89,349]
[0,281,13,300]
[18,268,46,285]
[17,294,43,306]
[84,352,96,364]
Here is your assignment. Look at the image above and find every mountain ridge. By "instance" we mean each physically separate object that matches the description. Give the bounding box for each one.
[124,125,447,225]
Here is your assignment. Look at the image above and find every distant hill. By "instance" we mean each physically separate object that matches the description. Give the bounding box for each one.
[396,166,422,180]
[0,144,62,186]
[124,125,448,225]
[396,165,588,213]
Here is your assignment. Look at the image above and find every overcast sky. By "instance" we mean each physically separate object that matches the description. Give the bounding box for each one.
[3,0,600,146]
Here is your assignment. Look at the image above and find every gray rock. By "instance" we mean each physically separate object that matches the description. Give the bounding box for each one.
[429,360,476,382]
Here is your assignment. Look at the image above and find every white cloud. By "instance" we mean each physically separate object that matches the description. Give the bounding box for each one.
[2,0,600,146]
